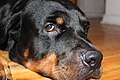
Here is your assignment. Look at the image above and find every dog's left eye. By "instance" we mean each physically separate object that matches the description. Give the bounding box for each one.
[45,24,55,32]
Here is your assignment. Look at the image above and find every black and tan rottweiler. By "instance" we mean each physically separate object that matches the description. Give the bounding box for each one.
[0,0,103,80]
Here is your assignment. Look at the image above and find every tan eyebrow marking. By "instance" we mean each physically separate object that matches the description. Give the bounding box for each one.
[56,17,64,25]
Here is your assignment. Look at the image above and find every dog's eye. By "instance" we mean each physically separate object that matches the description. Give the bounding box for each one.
[45,24,55,32]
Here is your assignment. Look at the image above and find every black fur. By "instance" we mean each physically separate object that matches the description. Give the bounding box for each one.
[0,0,102,80]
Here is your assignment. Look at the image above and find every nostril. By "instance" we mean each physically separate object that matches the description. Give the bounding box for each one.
[83,51,102,67]
[86,55,96,67]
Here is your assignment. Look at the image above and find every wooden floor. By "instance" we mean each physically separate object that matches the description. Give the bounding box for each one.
[0,21,120,80]
[88,21,120,80]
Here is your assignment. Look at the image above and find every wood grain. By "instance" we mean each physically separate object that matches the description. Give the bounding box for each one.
[88,21,120,80]
[0,21,120,80]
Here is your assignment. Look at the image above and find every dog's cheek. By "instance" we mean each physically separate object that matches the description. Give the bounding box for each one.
[24,49,29,59]
[23,52,57,76]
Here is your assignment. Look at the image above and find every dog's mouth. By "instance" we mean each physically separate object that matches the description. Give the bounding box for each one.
[92,68,102,79]
[85,68,102,80]
[49,50,102,80]
[24,50,102,80]
[50,60,102,80]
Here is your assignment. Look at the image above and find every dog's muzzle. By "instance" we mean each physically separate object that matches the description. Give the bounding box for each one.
[51,47,103,80]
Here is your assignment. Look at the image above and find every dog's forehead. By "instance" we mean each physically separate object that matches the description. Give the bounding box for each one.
[25,0,84,30]
[27,0,77,10]
[24,0,86,29]
[25,0,84,17]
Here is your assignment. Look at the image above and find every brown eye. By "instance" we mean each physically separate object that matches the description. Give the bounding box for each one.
[45,24,55,32]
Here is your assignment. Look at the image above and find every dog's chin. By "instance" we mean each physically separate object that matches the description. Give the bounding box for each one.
[82,69,101,80]
[90,68,102,79]
[50,67,102,80]
[80,68,102,80]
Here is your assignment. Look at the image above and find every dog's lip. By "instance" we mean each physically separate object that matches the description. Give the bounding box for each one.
[82,59,102,79]
[84,68,102,80]
[91,67,102,79]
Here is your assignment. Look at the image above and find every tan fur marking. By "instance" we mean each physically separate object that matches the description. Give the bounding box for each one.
[56,17,64,25]
[24,53,57,76]
[24,49,29,59]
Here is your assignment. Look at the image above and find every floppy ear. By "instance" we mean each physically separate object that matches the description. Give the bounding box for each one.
[80,16,90,37]
[75,5,90,38]
[0,4,11,50]
[78,9,90,38]
[0,0,28,50]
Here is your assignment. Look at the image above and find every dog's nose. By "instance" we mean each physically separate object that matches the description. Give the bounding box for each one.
[83,51,103,68]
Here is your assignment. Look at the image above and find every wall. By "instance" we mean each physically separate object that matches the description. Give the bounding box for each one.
[102,0,120,25]
[77,0,104,18]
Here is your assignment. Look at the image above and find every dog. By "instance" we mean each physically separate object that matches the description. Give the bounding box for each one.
[0,0,103,80]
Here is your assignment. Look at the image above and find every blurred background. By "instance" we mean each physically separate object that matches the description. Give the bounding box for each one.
[72,0,120,26]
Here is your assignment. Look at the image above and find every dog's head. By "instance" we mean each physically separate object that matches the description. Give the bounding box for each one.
[0,0,103,80]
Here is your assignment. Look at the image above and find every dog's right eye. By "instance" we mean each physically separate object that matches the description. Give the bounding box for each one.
[45,23,56,32]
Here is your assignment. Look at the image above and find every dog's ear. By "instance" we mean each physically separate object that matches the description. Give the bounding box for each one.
[80,16,90,37]
[9,0,29,14]
[8,0,29,40]
[75,7,90,38]
[0,4,11,50]
[0,0,28,50]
